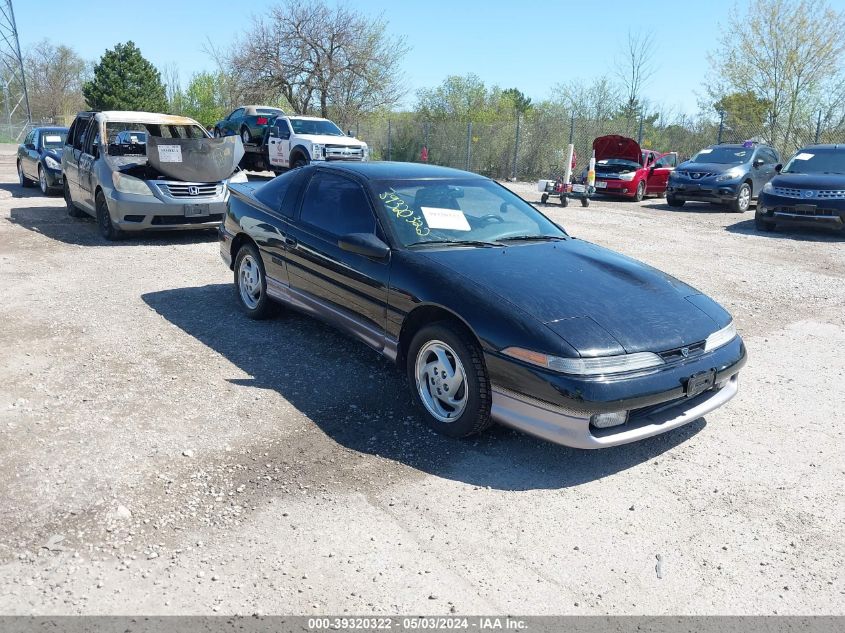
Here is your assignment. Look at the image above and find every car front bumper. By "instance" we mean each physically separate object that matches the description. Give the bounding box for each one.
[667,180,742,203]
[485,336,746,448]
[757,193,845,229]
[594,178,638,197]
[492,374,738,449]
[107,189,227,231]
[44,166,63,187]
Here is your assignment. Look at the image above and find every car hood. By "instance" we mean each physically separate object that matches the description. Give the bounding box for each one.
[146,135,244,182]
[768,172,845,190]
[593,135,641,163]
[677,162,742,175]
[43,148,61,162]
[298,134,367,147]
[419,240,730,356]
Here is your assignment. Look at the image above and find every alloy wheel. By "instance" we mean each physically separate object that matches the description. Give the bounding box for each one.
[414,340,468,423]
[737,185,751,211]
[39,167,48,194]
[238,253,262,309]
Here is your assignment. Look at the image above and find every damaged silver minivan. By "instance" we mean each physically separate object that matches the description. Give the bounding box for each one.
[62,111,246,240]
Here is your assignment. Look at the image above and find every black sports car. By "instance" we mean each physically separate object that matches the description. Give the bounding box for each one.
[219,162,746,448]
[17,126,68,195]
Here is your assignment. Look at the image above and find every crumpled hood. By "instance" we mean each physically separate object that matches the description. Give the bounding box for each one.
[147,135,244,182]
[420,240,731,355]
[593,135,642,164]
[297,134,367,147]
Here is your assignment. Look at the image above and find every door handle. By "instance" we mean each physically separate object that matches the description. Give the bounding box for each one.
[284,237,297,247]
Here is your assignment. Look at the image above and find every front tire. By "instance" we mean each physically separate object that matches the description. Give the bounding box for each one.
[732,183,751,213]
[407,322,492,439]
[581,197,590,207]
[291,154,309,169]
[633,180,646,202]
[540,193,548,204]
[667,194,685,208]
[38,165,50,194]
[96,190,123,241]
[234,242,277,319]
[755,216,776,232]
[18,161,33,188]
[65,181,85,217]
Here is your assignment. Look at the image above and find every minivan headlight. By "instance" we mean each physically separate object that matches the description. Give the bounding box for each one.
[501,347,664,376]
[704,322,737,352]
[112,171,152,196]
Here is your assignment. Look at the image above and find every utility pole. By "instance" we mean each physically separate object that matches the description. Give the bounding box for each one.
[0,1,31,139]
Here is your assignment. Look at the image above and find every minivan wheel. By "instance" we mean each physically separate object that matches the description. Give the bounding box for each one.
[407,322,492,439]
[732,183,751,213]
[18,162,33,187]
[633,180,646,202]
[95,191,123,241]
[234,242,278,319]
[65,181,85,217]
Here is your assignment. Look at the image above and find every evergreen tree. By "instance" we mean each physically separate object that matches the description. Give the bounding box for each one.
[83,42,167,112]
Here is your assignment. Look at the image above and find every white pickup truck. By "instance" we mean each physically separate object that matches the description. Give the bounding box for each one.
[259,115,369,171]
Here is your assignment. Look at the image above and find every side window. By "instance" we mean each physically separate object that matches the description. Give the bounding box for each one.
[655,153,677,168]
[276,121,290,139]
[228,108,244,120]
[761,148,778,164]
[66,120,78,146]
[24,130,34,146]
[299,173,376,237]
[254,169,304,217]
[72,118,92,151]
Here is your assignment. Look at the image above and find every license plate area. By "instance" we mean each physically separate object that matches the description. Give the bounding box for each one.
[184,204,210,217]
[595,180,607,189]
[685,369,716,398]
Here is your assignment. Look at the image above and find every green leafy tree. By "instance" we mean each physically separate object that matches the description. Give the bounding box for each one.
[182,72,228,127]
[83,41,167,112]
[501,88,532,115]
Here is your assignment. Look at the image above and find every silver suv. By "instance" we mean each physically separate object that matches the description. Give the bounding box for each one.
[62,110,245,240]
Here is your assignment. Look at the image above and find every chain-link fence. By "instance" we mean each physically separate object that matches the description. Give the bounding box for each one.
[354,110,845,181]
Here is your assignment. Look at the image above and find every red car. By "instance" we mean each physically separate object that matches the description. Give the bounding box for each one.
[588,135,677,201]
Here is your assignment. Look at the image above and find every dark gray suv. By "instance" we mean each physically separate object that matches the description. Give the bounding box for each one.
[666,142,780,212]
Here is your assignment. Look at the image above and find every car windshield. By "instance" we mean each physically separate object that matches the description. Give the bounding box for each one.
[373,178,567,247]
[690,147,750,164]
[781,150,845,175]
[106,122,206,155]
[289,118,344,136]
[41,132,66,149]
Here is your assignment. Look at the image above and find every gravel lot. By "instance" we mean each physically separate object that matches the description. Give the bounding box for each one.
[0,144,843,615]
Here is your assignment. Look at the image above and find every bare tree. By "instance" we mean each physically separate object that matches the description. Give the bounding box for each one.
[707,0,845,150]
[24,40,87,123]
[616,30,657,116]
[161,62,184,114]
[221,0,407,127]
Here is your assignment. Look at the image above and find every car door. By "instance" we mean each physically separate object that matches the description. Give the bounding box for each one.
[647,152,677,193]
[64,116,92,201]
[77,120,100,210]
[753,148,778,196]
[267,119,291,168]
[284,170,391,351]
[23,130,40,179]
[224,108,244,135]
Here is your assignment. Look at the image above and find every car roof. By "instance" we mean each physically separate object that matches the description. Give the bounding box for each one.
[34,126,69,133]
[92,111,201,126]
[316,161,488,181]
[795,144,845,151]
[242,105,284,115]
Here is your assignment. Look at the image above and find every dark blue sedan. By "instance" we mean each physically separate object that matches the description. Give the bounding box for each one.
[17,126,68,195]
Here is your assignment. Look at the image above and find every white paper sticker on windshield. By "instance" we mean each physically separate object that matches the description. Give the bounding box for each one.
[158,145,182,163]
[420,207,471,231]
[44,135,62,143]
[794,152,814,161]
[698,148,712,154]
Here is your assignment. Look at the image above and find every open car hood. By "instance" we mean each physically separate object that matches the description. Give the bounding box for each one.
[593,135,642,164]
[146,135,244,182]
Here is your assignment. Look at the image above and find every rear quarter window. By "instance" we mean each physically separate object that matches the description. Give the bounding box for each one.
[254,169,306,218]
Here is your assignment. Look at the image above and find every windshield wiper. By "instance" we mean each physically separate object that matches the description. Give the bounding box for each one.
[407,239,503,248]
[499,234,567,242]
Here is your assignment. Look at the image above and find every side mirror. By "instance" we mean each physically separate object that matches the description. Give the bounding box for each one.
[775,163,783,173]
[338,233,390,259]
[268,127,278,138]
[347,129,353,137]
[753,158,764,168]
[25,142,34,150]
